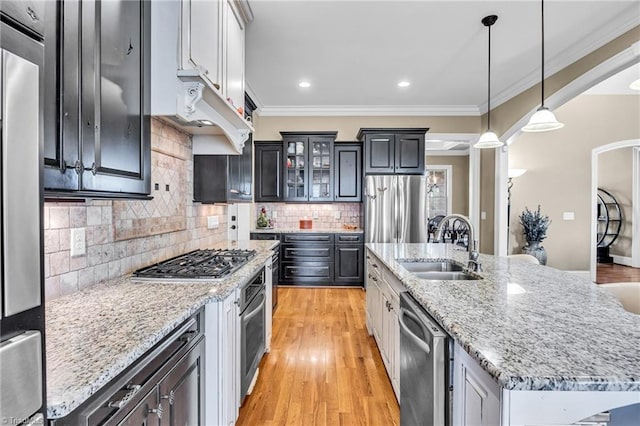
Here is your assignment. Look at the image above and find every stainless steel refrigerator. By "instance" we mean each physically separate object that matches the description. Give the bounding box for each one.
[1,2,46,424]
[365,175,428,243]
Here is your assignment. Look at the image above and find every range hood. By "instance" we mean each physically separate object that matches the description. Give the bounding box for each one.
[150,1,253,155]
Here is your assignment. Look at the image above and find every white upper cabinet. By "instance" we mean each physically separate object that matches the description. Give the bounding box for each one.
[224,0,246,112]
[181,0,248,110]
[181,0,223,88]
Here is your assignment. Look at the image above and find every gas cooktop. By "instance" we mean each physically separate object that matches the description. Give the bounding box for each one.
[132,249,257,281]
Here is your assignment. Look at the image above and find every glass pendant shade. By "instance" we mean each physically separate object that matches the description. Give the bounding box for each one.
[521,106,564,132]
[474,131,502,148]
[521,0,563,133]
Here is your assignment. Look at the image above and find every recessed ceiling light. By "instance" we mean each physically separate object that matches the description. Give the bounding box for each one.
[298,81,311,88]
[630,78,640,90]
[397,81,410,88]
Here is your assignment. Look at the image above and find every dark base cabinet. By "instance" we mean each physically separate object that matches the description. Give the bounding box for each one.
[50,311,204,426]
[250,232,364,286]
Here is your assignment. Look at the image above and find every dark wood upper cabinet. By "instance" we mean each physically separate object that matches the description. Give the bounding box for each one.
[254,142,283,202]
[281,132,336,202]
[358,128,428,175]
[44,0,151,198]
[334,143,362,202]
[194,139,253,203]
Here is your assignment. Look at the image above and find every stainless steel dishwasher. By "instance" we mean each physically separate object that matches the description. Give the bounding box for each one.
[399,292,453,426]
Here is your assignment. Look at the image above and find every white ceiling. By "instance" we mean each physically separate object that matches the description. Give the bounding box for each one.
[245,0,640,116]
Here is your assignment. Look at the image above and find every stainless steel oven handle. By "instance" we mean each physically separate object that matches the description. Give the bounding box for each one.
[244,291,266,322]
[399,308,431,355]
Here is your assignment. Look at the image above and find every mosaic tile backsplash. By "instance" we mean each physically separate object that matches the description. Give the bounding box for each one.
[254,203,362,229]
[44,119,227,300]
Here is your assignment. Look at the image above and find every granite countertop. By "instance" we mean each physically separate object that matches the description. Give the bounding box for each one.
[45,240,279,419]
[251,227,363,234]
[366,243,640,392]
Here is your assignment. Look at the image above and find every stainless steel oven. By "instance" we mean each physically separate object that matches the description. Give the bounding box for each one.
[240,268,266,401]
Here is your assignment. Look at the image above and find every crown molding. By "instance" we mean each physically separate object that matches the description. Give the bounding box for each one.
[256,105,480,117]
[425,149,470,156]
[480,6,640,113]
[244,82,265,112]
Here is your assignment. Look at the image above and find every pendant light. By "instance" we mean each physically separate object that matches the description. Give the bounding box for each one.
[522,0,564,132]
[475,15,503,149]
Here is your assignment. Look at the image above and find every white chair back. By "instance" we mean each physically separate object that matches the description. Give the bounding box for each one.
[600,282,640,315]
[507,254,540,265]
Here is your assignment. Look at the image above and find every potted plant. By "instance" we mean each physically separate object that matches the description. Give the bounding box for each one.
[519,205,551,265]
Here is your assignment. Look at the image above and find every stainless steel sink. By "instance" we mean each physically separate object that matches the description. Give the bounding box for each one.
[413,271,480,281]
[398,260,464,273]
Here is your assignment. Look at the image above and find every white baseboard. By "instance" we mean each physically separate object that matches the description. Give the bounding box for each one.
[611,255,634,267]
[566,271,592,281]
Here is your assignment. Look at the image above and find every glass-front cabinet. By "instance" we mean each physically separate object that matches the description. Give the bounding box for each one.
[282,132,335,202]
[285,136,308,201]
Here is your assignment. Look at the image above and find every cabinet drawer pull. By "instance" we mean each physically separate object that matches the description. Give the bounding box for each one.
[161,390,175,405]
[149,403,164,419]
[372,263,378,268]
[107,384,141,409]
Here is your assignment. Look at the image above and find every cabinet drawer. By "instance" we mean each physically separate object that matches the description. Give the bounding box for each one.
[281,262,333,283]
[282,245,333,261]
[250,233,281,241]
[336,233,363,244]
[283,233,334,244]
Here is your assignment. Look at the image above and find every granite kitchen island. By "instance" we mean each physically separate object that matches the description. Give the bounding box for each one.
[365,243,640,425]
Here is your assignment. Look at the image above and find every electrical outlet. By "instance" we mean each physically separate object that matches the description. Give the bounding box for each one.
[272,211,277,219]
[563,212,575,221]
[481,211,487,220]
[70,228,86,257]
[207,216,219,229]
[313,211,319,219]
[334,211,341,219]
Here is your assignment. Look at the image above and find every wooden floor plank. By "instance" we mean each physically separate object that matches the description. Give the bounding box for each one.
[596,263,640,284]
[236,287,400,426]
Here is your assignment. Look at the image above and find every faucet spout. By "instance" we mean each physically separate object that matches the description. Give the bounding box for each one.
[433,214,482,272]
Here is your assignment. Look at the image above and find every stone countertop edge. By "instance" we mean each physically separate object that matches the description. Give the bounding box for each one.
[45,240,279,419]
[250,227,363,233]
[365,243,640,393]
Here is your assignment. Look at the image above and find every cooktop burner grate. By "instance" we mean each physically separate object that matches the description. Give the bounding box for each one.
[133,249,257,280]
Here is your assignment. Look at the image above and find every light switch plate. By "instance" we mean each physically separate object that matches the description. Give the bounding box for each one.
[563,212,575,221]
[70,228,86,257]
[207,216,219,229]
[272,211,277,219]
[313,211,319,219]
[481,211,487,220]
[334,211,341,219]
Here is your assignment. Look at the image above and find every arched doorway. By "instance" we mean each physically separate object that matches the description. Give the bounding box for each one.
[591,140,640,282]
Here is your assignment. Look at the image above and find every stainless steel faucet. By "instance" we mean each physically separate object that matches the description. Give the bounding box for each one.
[434,214,482,272]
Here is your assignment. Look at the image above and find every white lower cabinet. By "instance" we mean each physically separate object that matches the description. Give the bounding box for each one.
[365,250,402,401]
[453,342,501,426]
[265,259,273,352]
[205,290,240,426]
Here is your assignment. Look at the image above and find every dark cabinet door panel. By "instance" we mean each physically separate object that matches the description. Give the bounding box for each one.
[45,0,151,197]
[254,142,282,202]
[335,245,364,284]
[364,135,394,174]
[158,340,204,426]
[395,134,425,173]
[334,144,362,202]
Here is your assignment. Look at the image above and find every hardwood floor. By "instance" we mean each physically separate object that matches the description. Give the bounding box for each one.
[596,263,640,284]
[236,287,400,426]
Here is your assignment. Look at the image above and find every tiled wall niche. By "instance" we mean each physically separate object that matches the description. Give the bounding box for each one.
[43,119,228,300]
[253,203,362,229]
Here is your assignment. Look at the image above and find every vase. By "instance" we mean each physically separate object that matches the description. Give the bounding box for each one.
[522,241,547,265]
